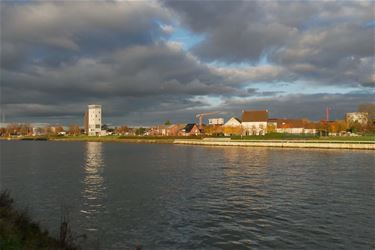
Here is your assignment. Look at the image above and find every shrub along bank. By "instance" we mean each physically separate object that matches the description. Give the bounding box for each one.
[0,191,78,250]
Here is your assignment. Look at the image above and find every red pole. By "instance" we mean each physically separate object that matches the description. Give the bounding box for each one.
[326,107,331,121]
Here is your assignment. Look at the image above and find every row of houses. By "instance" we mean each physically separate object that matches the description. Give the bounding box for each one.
[147,109,372,137]
[79,104,371,137]
[146,110,266,136]
[147,123,201,137]
[147,110,318,136]
[2,106,371,137]
[220,110,324,136]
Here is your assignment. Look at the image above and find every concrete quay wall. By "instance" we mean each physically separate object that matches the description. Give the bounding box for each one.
[173,139,375,150]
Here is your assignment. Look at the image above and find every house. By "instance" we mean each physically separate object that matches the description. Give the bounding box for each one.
[270,118,318,134]
[166,124,186,136]
[224,117,241,127]
[241,110,268,135]
[223,117,242,136]
[148,124,186,136]
[148,125,168,136]
[267,118,278,133]
[32,127,46,136]
[303,122,318,134]
[179,123,201,136]
[276,119,305,134]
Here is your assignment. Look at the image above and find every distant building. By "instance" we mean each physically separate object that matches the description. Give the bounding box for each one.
[85,104,102,136]
[303,122,318,135]
[224,117,241,127]
[32,127,46,136]
[208,118,224,125]
[179,123,201,136]
[241,110,268,135]
[267,118,318,134]
[148,125,170,136]
[166,124,186,136]
[276,119,305,134]
[345,112,368,126]
[267,118,279,133]
[223,117,242,136]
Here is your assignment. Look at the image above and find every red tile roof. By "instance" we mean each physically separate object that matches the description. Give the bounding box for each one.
[242,110,269,122]
[277,119,304,128]
[270,118,318,129]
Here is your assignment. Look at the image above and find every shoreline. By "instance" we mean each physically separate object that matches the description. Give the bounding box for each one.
[2,136,374,150]
[174,139,375,150]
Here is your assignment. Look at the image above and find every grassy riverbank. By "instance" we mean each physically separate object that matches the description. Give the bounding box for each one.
[1,133,374,143]
[0,191,77,250]
[2,135,203,143]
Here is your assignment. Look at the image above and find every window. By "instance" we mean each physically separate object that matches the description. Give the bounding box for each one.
[96,125,100,129]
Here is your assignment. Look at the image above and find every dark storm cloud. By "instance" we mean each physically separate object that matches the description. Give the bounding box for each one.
[1,1,170,47]
[1,0,374,124]
[1,40,246,124]
[165,0,375,87]
[1,1,171,69]
[165,0,295,63]
[0,1,245,123]
[1,42,239,104]
[219,91,375,121]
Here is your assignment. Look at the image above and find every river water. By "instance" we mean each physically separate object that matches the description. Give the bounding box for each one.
[1,141,374,249]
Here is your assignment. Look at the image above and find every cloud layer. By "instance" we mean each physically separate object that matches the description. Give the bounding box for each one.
[1,1,374,125]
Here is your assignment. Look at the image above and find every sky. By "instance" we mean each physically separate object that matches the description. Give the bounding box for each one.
[1,0,374,126]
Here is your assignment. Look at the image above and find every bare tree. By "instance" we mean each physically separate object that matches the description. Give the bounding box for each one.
[68,124,81,135]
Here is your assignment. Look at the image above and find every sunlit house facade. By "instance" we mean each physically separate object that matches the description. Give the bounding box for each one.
[241,110,269,136]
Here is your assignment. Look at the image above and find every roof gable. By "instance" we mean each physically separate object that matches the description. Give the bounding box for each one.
[184,123,197,133]
[224,117,241,126]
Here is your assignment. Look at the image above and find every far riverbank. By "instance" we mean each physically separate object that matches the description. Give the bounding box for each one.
[1,135,374,150]
[174,138,375,150]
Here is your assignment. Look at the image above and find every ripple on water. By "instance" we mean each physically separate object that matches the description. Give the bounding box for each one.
[1,142,374,249]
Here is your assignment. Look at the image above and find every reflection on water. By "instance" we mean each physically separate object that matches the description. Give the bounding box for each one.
[81,142,105,232]
[1,142,374,249]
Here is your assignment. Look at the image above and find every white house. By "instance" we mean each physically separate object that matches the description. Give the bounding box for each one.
[241,110,268,136]
[223,117,241,127]
[223,117,242,136]
[275,119,305,134]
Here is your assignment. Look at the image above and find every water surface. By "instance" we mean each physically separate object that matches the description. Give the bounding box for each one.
[1,141,374,249]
